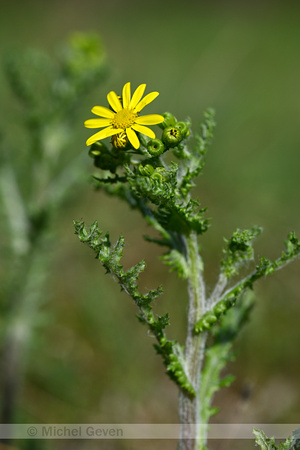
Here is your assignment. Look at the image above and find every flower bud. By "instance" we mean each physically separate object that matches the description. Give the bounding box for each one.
[151,166,167,181]
[151,172,164,182]
[147,139,165,156]
[158,112,177,130]
[162,126,183,148]
[138,163,154,176]
[175,121,190,138]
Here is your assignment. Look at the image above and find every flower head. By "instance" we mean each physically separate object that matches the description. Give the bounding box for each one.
[84,82,164,149]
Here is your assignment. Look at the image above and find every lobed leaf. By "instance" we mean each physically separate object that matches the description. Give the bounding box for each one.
[74,219,195,395]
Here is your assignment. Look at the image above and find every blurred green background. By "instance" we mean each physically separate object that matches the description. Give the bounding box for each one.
[0,1,300,449]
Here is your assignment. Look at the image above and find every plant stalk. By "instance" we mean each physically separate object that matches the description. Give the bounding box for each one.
[179,231,207,450]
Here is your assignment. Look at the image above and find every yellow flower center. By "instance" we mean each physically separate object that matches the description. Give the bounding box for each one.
[112,109,137,129]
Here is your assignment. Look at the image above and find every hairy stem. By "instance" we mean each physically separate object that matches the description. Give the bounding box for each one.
[179,231,207,450]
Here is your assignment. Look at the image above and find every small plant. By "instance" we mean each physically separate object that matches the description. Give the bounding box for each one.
[75,82,300,450]
[0,33,108,425]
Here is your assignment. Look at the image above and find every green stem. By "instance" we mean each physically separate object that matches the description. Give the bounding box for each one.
[0,242,48,425]
[179,231,207,450]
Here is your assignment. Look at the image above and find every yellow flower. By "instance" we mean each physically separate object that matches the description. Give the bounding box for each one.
[84,82,164,149]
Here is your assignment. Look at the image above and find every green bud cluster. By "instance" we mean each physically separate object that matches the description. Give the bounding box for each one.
[138,164,168,182]
[156,112,190,149]
[89,110,193,185]
[151,166,168,181]
[91,111,213,244]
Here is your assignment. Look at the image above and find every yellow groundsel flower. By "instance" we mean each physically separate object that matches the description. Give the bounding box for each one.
[84,82,164,149]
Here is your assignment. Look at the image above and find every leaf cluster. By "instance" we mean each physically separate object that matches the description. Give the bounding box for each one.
[74,219,195,395]
[195,231,300,333]
[253,428,300,450]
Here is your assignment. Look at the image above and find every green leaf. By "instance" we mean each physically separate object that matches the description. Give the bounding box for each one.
[74,219,195,396]
[195,232,300,334]
[200,340,233,424]
[161,249,189,279]
[200,293,254,424]
[221,226,262,278]
[253,428,295,450]
[253,428,278,450]
[178,108,216,197]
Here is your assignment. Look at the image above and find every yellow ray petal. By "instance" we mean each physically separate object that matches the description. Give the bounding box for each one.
[134,92,159,113]
[91,106,115,118]
[84,118,112,129]
[135,114,165,125]
[86,127,122,146]
[126,127,140,149]
[107,91,122,112]
[132,124,155,139]
[129,84,146,109]
[122,82,131,109]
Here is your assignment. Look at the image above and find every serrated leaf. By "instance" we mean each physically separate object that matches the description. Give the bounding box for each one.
[74,219,195,395]
[161,249,189,279]
[221,226,262,278]
[253,428,277,450]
